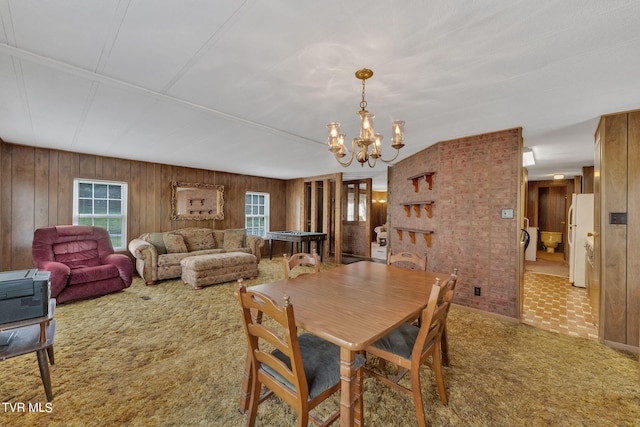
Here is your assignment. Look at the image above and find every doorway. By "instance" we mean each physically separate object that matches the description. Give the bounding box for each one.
[537,185,568,257]
[523,179,597,340]
[341,179,372,259]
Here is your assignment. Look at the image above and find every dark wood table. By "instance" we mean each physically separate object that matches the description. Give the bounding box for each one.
[0,298,56,401]
[240,262,449,426]
[266,231,327,260]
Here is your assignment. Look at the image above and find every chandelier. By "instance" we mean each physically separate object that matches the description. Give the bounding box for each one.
[327,68,405,167]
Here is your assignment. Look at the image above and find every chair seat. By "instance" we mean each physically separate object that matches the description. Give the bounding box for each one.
[264,333,365,400]
[371,323,424,359]
[68,264,120,285]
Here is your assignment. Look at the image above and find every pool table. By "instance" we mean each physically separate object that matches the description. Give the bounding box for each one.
[266,231,327,260]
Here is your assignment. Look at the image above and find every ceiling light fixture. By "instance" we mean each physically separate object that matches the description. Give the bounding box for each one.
[554,174,565,180]
[522,147,535,167]
[327,68,405,167]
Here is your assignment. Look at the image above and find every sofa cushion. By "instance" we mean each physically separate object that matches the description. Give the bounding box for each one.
[68,264,120,285]
[223,229,246,250]
[183,229,217,252]
[164,233,188,253]
[157,248,229,268]
[147,232,167,254]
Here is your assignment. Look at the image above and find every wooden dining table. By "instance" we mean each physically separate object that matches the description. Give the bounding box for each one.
[240,261,450,427]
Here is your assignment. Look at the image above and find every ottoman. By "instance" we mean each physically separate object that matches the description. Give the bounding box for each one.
[180,252,258,289]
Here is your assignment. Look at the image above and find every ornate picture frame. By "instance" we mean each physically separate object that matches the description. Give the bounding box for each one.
[170,181,224,220]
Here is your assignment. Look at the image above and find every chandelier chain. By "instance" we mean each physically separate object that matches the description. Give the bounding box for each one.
[360,78,367,111]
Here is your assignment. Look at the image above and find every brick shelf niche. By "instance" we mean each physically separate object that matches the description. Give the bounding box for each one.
[393,227,434,247]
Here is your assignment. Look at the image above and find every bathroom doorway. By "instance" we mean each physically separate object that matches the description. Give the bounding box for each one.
[523,179,596,340]
[537,185,568,258]
[524,179,573,278]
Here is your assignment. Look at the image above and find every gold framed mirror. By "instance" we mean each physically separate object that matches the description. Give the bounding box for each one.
[170,182,224,220]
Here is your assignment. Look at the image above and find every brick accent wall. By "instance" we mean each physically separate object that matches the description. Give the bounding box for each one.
[389,128,521,318]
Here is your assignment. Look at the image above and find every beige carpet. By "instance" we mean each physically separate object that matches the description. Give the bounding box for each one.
[1,260,639,426]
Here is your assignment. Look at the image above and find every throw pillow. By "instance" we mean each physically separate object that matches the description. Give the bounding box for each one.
[184,229,216,251]
[223,229,246,250]
[147,232,167,254]
[163,233,188,254]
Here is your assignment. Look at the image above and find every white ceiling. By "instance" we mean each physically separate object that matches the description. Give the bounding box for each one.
[2,1,640,190]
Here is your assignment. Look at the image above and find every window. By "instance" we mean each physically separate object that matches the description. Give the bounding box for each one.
[245,192,269,238]
[73,179,128,251]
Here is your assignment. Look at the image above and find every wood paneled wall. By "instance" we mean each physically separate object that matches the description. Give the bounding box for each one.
[595,111,640,349]
[0,140,287,271]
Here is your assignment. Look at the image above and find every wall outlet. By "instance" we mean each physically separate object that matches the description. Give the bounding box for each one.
[474,287,481,296]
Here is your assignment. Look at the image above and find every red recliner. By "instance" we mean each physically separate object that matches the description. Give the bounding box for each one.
[32,226,133,303]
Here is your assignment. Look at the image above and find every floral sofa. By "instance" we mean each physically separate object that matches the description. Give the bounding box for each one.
[128,227,264,285]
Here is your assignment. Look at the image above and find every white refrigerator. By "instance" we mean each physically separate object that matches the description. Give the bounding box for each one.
[568,193,594,288]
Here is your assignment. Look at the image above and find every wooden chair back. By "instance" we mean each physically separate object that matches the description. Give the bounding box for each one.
[364,279,456,427]
[236,283,343,426]
[283,250,320,278]
[387,251,427,271]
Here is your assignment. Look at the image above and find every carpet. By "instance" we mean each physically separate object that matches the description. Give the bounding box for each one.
[1,261,638,426]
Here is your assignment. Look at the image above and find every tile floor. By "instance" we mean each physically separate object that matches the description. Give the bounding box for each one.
[371,241,387,261]
[368,244,598,340]
[522,252,598,340]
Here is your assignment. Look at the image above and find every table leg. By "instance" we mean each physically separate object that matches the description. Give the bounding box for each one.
[269,239,274,260]
[36,349,53,401]
[339,347,360,427]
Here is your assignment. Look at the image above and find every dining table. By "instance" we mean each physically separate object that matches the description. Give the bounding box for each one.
[240,260,451,427]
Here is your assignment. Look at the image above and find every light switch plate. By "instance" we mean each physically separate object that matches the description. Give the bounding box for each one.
[501,208,514,219]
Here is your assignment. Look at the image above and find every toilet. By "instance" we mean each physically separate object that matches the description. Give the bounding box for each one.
[540,231,562,253]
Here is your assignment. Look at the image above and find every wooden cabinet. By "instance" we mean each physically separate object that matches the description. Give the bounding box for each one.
[595,111,640,349]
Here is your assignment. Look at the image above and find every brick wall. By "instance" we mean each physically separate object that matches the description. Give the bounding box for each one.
[390,128,521,318]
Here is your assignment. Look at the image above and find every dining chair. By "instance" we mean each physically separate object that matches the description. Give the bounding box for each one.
[283,250,320,278]
[237,283,364,426]
[387,251,427,271]
[386,251,427,330]
[363,279,455,427]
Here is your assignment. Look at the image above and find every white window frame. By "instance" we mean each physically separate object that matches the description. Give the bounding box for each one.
[245,192,270,238]
[72,178,128,251]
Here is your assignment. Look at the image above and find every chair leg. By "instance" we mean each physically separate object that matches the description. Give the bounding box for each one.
[354,366,364,425]
[238,352,253,414]
[410,367,427,427]
[297,411,309,427]
[245,372,261,427]
[441,327,450,367]
[46,345,55,365]
[433,343,448,406]
[36,349,53,402]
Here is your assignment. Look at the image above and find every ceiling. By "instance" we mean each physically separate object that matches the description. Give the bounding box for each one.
[2,1,640,191]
